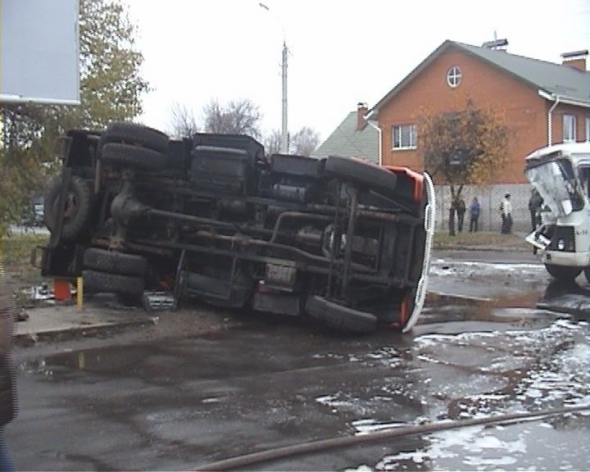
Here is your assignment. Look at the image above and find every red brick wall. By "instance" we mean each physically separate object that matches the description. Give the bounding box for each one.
[377,48,551,184]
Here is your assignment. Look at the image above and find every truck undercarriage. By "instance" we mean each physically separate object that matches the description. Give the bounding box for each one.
[39,122,435,333]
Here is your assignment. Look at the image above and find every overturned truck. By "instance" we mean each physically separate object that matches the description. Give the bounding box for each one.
[38,122,435,333]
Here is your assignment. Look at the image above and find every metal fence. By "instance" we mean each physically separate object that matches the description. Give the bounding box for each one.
[433,183,534,234]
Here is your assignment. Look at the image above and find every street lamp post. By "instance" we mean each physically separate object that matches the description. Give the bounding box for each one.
[280,40,288,154]
[259,3,289,154]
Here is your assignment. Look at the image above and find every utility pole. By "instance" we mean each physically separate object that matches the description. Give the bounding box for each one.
[281,40,288,154]
[260,3,289,153]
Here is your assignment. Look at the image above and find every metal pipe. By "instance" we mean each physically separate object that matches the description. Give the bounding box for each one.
[366,120,383,166]
[547,96,560,146]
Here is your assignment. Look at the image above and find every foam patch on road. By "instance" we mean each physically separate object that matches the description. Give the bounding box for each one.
[344,319,589,471]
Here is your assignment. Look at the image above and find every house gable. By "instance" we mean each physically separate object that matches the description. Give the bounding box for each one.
[313,109,379,163]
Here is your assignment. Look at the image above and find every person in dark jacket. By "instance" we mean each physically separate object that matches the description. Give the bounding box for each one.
[528,189,543,232]
[1,252,16,472]
[456,196,467,233]
[469,196,481,232]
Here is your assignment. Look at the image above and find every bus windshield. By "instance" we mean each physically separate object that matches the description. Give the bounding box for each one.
[524,158,584,217]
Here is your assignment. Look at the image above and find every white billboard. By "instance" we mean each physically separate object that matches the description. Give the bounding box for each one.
[0,0,80,105]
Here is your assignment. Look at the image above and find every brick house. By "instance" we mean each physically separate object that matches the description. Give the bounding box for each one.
[363,40,590,231]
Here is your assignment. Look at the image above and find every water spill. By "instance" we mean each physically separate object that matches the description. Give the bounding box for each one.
[19,345,159,379]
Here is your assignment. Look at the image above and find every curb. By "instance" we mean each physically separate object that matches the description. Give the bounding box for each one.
[15,316,158,346]
[432,244,530,252]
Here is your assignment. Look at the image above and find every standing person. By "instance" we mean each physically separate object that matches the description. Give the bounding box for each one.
[500,193,513,234]
[528,189,543,231]
[456,196,466,233]
[1,247,16,472]
[448,196,457,236]
[469,196,481,232]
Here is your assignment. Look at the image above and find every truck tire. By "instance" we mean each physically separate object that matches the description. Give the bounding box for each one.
[83,270,144,295]
[99,122,169,153]
[305,295,377,334]
[544,264,581,281]
[325,156,397,197]
[101,143,167,170]
[83,248,147,276]
[44,176,93,240]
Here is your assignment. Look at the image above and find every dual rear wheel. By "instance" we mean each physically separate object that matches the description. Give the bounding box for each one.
[82,248,147,297]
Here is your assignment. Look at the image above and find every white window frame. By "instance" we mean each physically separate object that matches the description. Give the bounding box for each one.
[563,114,577,143]
[585,116,590,142]
[392,124,417,150]
[446,66,462,88]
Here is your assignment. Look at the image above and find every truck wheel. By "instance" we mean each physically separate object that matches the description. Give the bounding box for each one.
[83,270,144,295]
[83,248,147,276]
[101,143,167,170]
[44,176,93,240]
[325,156,397,198]
[99,122,169,153]
[544,264,581,281]
[305,295,377,334]
[584,267,590,284]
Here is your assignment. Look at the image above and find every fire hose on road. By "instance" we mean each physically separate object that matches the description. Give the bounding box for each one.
[195,404,590,471]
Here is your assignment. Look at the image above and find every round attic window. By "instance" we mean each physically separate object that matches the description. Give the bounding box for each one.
[447,66,462,88]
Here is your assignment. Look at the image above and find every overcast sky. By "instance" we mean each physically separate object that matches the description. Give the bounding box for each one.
[125,0,590,141]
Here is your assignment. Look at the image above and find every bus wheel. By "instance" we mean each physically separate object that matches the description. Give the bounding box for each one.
[544,264,581,281]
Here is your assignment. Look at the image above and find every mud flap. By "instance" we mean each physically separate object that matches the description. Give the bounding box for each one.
[305,295,377,334]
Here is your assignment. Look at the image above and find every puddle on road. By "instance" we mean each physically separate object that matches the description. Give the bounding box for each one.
[19,345,158,378]
[418,296,562,334]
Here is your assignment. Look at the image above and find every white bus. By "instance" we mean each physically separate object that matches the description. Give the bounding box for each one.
[524,142,590,282]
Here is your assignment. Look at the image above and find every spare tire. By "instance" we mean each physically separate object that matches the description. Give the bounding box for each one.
[325,156,397,199]
[83,248,147,276]
[99,122,169,154]
[101,143,167,170]
[83,270,144,295]
[44,176,93,240]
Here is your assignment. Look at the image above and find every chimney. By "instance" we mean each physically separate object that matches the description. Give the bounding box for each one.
[561,50,588,71]
[357,102,368,131]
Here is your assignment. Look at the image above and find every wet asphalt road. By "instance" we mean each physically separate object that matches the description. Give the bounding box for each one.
[5,250,590,471]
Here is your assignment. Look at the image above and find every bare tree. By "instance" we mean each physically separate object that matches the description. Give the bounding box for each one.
[168,103,199,138]
[263,129,282,156]
[202,98,262,138]
[290,127,320,157]
[420,99,509,236]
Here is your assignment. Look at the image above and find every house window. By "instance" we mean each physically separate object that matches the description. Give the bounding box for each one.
[446,66,462,88]
[586,117,590,142]
[392,124,417,150]
[563,114,577,142]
